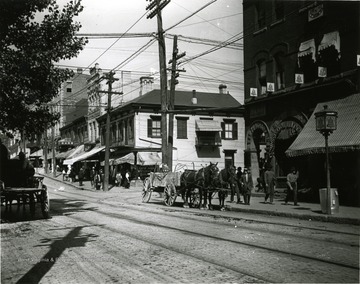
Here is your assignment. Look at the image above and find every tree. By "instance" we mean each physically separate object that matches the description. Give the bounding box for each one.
[0,0,88,138]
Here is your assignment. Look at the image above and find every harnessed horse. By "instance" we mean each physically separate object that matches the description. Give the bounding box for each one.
[180,162,219,209]
[216,165,237,211]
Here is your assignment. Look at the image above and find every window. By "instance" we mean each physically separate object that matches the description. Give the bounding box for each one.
[273,0,284,21]
[128,118,134,140]
[221,120,238,140]
[256,2,266,30]
[224,150,236,168]
[318,31,341,77]
[274,52,285,90]
[176,117,188,139]
[298,39,317,83]
[257,59,267,95]
[66,81,72,93]
[118,122,123,142]
[148,116,161,138]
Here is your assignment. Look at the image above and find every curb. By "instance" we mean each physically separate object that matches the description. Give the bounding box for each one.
[226,206,360,225]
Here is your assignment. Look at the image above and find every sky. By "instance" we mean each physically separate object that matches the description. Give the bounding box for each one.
[57,0,244,103]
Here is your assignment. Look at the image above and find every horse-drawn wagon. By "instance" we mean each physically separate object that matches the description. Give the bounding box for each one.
[1,175,50,219]
[142,162,235,210]
[141,164,200,207]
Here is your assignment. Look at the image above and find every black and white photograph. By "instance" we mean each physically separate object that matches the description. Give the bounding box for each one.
[1,0,359,283]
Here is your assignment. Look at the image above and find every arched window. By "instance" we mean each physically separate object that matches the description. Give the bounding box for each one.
[274,52,285,90]
[257,59,267,95]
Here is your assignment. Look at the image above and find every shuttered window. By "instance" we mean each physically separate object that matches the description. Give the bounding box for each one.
[147,116,161,138]
[176,116,188,139]
[221,120,238,140]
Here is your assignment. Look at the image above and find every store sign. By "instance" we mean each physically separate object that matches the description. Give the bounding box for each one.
[267,82,275,93]
[250,88,258,97]
[308,4,323,22]
[295,73,304,84]
[318,66,327,78]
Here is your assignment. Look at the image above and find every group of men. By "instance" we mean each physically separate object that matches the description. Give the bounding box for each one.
[227,165,299,206]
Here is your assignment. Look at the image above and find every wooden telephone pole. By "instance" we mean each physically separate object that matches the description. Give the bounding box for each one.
[146,0,170,166]
[103,71,119,191]
[168,35,185,169]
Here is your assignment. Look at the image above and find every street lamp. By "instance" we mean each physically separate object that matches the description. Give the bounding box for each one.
[315,105,338,214]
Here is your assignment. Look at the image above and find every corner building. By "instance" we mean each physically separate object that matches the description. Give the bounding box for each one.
[243,1,359,205]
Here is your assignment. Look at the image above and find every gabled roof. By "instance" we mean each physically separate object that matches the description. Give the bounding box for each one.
[121,89,242,109]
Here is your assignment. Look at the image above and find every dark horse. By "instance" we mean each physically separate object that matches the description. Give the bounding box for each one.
[180,162,219,209]
[216,165,237,211]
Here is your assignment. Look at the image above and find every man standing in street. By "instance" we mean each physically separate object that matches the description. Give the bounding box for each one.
[241,168,253,205]
[264,165,276,204]
[285,167,299,206]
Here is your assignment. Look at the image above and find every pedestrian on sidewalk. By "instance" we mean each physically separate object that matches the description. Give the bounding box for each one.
[264,164,276,204]
[94,170,102,190]
[78,166,85,186]
[90,167,95,188]
[115,172,122,187]
[241,168,253,205]
[285,167,299,206]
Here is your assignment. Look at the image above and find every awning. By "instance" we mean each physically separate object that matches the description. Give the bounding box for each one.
[29,149,43,158]
[138,152,161,166]
[298,38,316,62]
[113,153,134,165]
[318,31,340,57]
[286,93,360,157]
[112,152,162,166]
[56,147,77,159]
[195,120,222,132]
[63,145,104,165]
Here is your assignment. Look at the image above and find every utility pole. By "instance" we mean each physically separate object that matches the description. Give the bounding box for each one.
[44,130,48,175]
[52,125,56,178]
[103,71,119,191]
[146,0,170,166]
[168,35,185,169]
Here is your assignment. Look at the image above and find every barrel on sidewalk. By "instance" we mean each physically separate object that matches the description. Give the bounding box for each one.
[319,188,339,214]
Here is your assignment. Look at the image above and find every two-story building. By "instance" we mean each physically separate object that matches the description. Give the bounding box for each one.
[96,85,245,176]
[243,0,359,205]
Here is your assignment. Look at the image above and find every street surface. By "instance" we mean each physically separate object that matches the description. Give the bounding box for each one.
[1,178,359,283]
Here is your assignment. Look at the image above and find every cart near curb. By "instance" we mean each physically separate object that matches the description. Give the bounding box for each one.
[1,175,50,219]
[142,164,200,207]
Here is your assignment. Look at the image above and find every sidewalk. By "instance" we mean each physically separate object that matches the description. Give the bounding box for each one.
[40,169,360,225]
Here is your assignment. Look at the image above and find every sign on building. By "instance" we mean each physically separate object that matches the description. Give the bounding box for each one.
[295,73,304,84]
[267,82,275,93]
[250,88,258,97]
[318,66,327,78]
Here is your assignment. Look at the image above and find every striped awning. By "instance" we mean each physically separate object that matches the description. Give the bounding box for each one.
[286,93,360,157]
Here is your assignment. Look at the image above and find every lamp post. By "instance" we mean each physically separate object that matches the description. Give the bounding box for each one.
[315,105,338,214]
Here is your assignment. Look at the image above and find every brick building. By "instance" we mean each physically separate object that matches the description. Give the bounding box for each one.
[243,1,359,205]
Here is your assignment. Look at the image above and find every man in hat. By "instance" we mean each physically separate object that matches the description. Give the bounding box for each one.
[240,167,254,205]
[264,164,276,204]
[285,167,299,206]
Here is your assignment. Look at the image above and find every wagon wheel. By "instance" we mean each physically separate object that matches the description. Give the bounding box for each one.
[142,177,152,203]
[164,183,177,206]
[40,186,50,219]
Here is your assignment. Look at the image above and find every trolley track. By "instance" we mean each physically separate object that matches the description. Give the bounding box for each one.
[48,191,359,271]
[46,182,359,239]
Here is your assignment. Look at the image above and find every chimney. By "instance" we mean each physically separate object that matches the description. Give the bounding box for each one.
[219,84,227,94]
[139,76,154,96]
[191,90,197,105]
[77,68,83,74]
